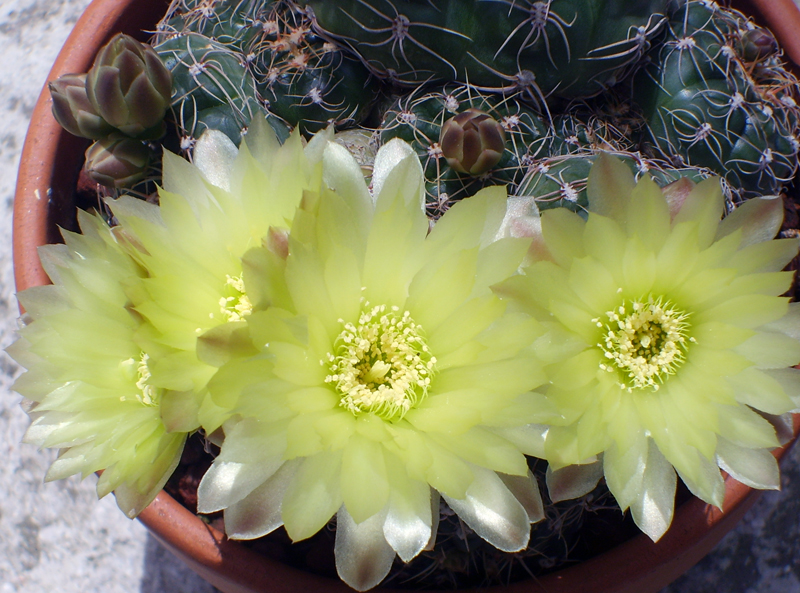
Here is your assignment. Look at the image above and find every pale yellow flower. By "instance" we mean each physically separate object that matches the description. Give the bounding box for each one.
[9,212,186,518]
[107,118,331,431]
[196,139,555,590]
[496,154,800,540]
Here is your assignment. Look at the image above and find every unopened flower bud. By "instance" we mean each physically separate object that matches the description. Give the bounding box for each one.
[439,108,506,176]
[86,33,172,139]
[84,136,150,188]
[50,73,115,139]
[739,29,778,62]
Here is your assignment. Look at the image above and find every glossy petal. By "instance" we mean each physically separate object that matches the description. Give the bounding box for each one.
[335,507,396,592]
[716,438,779,490]
[546,460,604,503]
[442,466,530,552]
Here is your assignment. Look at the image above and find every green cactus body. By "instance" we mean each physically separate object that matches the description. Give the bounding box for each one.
[547,106,637,156]
[632,0,800,199]
[249,6,377,133]
[378,84,548,218]
[154,0,377,144]
[155,32,281,148]
[157,0,272,49]
[299,0,671,100]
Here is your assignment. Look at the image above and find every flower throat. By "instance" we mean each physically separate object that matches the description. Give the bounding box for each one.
[325,303,436,421]
[595,295,693,392]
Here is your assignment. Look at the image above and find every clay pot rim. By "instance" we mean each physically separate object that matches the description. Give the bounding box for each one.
[12,0,800,591]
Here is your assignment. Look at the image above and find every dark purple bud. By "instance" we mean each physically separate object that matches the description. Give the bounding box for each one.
[86,34,172,139]
[739,29,778,62]
[439,108,506,176]
[84,136,150,188]
[49,73,115,139]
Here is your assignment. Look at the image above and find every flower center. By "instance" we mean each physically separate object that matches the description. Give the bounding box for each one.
[219,274,252,322]
[325,303,436,421]
[595,296,692,392]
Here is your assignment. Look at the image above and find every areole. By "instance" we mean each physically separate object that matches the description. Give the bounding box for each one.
[12,0,800,591]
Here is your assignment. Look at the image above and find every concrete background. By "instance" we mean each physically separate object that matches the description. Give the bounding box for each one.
[0,1,798,592]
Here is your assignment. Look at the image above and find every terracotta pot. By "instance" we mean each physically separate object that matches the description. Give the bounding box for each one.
[12,1,800,592]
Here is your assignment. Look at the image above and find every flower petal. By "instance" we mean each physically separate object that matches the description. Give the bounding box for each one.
[282,449,343,541]
[732,330,800,369]
[762,367,800,409]
[442,466,530,552]
[499,470,544,523]
[490,424,548,458]
[361,189,428,308]
[622,236,656,296]
[322,140,373,224]
[242,115,281,164]
[629,444,677,542]
[627,174,671,253]
[405,248,479,332]
[427,296,504,358]
[341,434,390,523]
[715,196,784,248]
[335,506,395,592]
[568,255,620,313]
[422,438,474,499]
[197,418,287,513]
[671,177,724,250]
[224,459,301,539]
[603,431,647,511]
[667,441,725,508]
[372,137,423,211]
[764,302,800,340]
[382,455,432,562]
[429,427,529,476]
[716,403,780,449]
[698,294,789,329]
[546,460,604,503]
[586,151,635,222]
[728,238,800,274]
[194,129,239,191]
[541,208,587,268]
[716,437,779,490]
[582,214,626,284]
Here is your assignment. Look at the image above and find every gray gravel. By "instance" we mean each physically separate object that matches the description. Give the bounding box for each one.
[1,1,798,592]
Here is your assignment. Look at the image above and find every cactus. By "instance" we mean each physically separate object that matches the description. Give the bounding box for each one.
[249,5,377,132]
[631,0,800,199]
[439,108,507,175]
[299,0,672,101]
[154,32,276,148]
[49,34,172,142]
[153,0,378,147]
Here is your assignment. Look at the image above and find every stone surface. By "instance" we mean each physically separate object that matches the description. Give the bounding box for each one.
[1,1,799,592]
[0,1,216,592]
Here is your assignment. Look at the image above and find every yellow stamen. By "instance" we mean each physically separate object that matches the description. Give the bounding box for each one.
[219,274,252,322]
[120,352,160,406]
